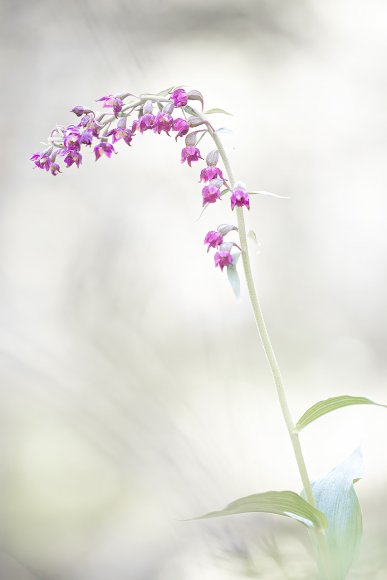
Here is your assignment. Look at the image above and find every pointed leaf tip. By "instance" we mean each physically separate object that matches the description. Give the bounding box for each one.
[296,395,387,432]
[190,490,327,529]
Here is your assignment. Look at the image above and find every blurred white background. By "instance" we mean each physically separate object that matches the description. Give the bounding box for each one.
[1,0,387,577]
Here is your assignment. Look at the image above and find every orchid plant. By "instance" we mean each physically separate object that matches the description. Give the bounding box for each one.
[31,86,386,579]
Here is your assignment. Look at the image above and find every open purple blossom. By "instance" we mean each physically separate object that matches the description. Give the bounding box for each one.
[137,114,155,133]
[79,130,94,146]
[181,146,203,166]
[173,118,189,139]
[204,230,223,251]
[62,149,82,168]
[170,88,188,107]
[96,95,124,117]
[202,184,221,205]
[231,187,250,210]
[200,166,224,182]
[214,250,233,271]
[30,150,52,171]
[153,112,173,135]
[109,127,133,145]
[94,142,115,161]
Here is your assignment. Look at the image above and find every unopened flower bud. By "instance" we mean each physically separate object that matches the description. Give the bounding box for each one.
[163,102,175,115]
[187,115,205,128]
[185,132,197,147]
[143,100,154,114]
[71,106,86,117]
[206,150,219,167]
[217,224,238,237]
[210,178,223,189]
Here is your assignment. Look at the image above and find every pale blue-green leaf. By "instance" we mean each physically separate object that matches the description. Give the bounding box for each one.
[227,252,241,298]
[310,448,364,579]
[248,230,257,243]
[295,395,387,432]
[248,190,289,199]
[215,127,232,134]
[204,107,233,116]
[184,105,197,116]
[191,490,327,529]
[158,85,176,95]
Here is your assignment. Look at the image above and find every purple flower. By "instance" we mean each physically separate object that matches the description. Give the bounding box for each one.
[64,126,81,150]
[153,112,173,135]
[181,146,203,166]
[71,106,86,117]
[63,149,82,168]
[200,166,224,182]
[231,187,250,210]
[49,161,61,176]
[137,114,155,133]
[171,88,188,107]
[214,250,233,271]
[96,95,124,117]
[94,142,115,161]
[108,127,134,145]
[30,150,52,171]
[79,130,94,146]
[87,118,103,137]
[173,118,189,139]
[204,230,223,251]
[202,185,221,206]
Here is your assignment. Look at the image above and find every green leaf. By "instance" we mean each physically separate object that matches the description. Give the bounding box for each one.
[248,190,289,199]
[247,230,257,243]
[192,490,328,529]
[227,252,241,298]
[184,105,197,116]
[158,85,176,96]
[204,107,233,116]
[310,448,364,579]
[295,395,387,432]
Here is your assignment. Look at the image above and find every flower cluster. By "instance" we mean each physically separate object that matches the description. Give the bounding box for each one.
[31,86,252,276]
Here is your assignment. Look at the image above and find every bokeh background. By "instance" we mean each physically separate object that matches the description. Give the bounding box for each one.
[1,0,387,578]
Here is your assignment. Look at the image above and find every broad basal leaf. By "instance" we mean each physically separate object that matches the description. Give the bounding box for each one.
[310,448,364,579]
[295,395,386,432]
[192,490,328,529]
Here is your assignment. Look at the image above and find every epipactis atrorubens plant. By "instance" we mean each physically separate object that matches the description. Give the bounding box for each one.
[31,86,386,579]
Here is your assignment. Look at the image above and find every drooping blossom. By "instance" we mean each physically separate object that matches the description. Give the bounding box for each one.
[214,250,233,271]
[204,230,223,251]
[153,112,173,135]
[137,114,155,133]
[62,149,82,168]
[173,118,189,139]
[94,142,115,161]
[49,161,61,176]
[170,88,188,107]
[202,185,221,205]
[96,95,124,117]
[63,126,82,150]
[30,150,52,171]
[79,130,94,146]
[181,146,203,166]
[231,187,250,210]
[200,166,224,182]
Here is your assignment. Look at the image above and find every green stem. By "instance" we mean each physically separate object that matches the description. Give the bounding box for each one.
[208,125,316,505]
